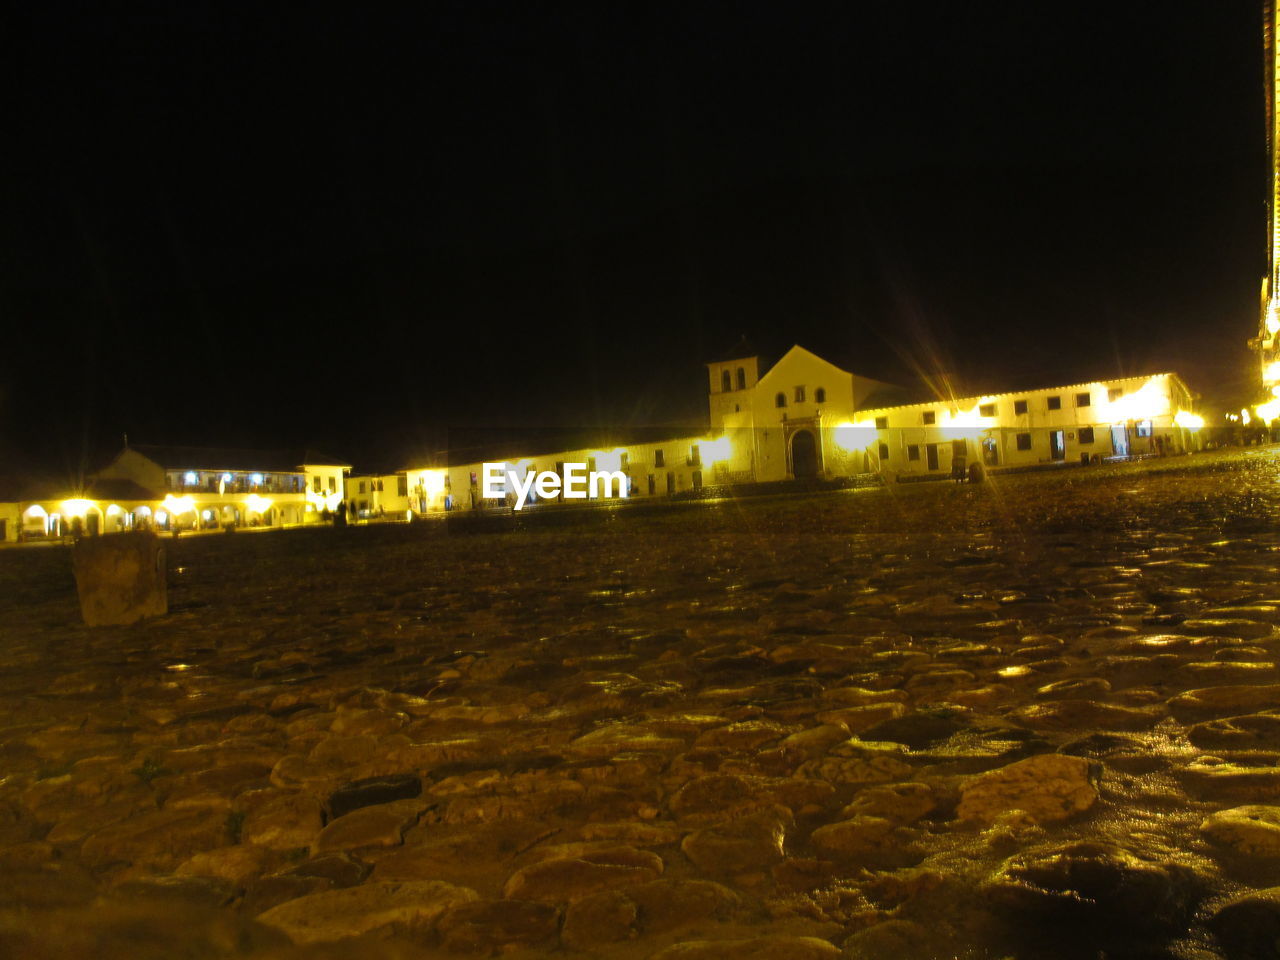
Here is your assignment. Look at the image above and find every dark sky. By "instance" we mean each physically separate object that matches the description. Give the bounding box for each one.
[3,1,1267,474]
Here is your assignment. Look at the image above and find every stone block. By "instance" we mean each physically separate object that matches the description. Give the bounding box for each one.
[72,531,166,626]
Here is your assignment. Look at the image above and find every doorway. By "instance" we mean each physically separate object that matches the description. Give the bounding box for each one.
[1050,430,1065,461]
[925,443,939,471]
[981,438,999,466]
[791,430,819,478]
[1111,425,1129,457]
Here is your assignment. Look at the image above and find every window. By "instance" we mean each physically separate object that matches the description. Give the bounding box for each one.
[1016,433,1032,450]
[1076,392,1092,408]
[875,416,888,429]
[878,442,889,460]
[358,481,366,494]
[814,387,826,404]
[922,411,936,425]
[313,476,322,493]
[776,392,787,408]
[397,476,408,496]
[795,386,805,403]
[654,449,665,467]
[1014,399,1028,415]
[721,370,732,392]
[1108,387,1123,402]
[1136,420,1152,437]
[979,403,996,417]
[907,444,920,461]
[689,445,701,466]
[184,471,198,486]
[1079,427,1095,444]
[736,367,746,390]
[1047,396,1061,411]
[328,476,337,492]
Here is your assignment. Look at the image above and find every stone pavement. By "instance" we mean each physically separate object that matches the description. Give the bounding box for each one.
[4,449,1280,957]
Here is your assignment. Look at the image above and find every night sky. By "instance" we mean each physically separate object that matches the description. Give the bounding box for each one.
[4,2,1267,475]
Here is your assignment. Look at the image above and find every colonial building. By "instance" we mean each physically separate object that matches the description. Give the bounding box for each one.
[400,344,1203,512]
[2,445,350,542]
[0,347,1206,538]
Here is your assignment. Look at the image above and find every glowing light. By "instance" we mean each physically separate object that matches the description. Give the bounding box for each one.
[416,470,447,498]
[202,509,214,521]
[1098,377,1171,424]
[23,504,47,520]
[60,499,95,519]
[184,471,198,485]
[162,494,196,515]
[1268,302,1280,335]
[250,473,263,485]
[834,420,876,451]
[244,494,273,514]
[701,436,732,465]
[156,510,168,524]
[1243,408,1254,426]
[134,505,151,518]
[939,398,999,439]
[1173,410,1204,430]
[106,504,122,516]
[1257,400,1280,422]
[1266,362,1280,385]
[305,488,343,512]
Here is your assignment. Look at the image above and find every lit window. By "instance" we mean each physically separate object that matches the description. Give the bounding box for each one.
[184,471,198,485]
[979,403,996,417]
[922,411,936,425]
[1136,420,1152,437]
[776,393,787,408]
[815,387,826,403]
[1016,433,1032,450]
[875,416,888,429]
[250,473,263,485]
[1075,392,1091,408]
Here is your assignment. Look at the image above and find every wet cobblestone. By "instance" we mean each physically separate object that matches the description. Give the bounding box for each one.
[6,448,1280,957]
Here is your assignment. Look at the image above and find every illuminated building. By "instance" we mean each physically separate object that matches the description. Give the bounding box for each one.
[0,445,350,542]
[400,346,1201,510]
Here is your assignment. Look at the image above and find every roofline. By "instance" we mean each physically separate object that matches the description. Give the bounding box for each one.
[857,371,1189,412]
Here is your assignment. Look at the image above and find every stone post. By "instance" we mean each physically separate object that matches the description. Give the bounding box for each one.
[71,531,167,626]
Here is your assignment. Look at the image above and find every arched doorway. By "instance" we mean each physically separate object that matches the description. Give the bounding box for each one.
[791,430,819,478]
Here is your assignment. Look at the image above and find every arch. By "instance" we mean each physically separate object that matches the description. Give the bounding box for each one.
[721,369,732,392]
[23,504,49,538]
[736,367,746,390]
[775,392,787,408]
[791,430,819,479]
